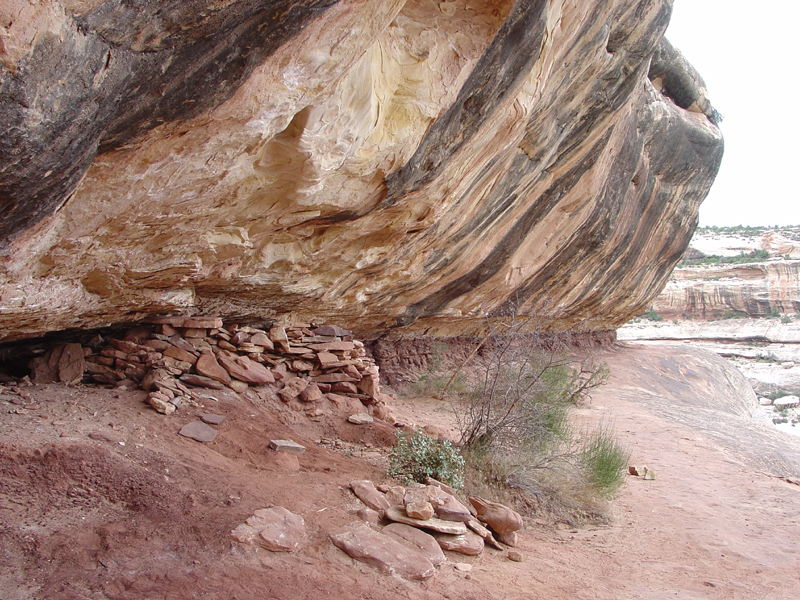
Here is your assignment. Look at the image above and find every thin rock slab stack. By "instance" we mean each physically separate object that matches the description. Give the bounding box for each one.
[382,506,468,535]
[47,316,395,422]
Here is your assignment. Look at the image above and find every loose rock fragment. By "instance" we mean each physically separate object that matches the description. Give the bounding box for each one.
[348,413,373,425]
[269,439,306,454]
[199,413,226,425]
[247,507,305,552]
[498,530,518,547]
[508,550,523,562]
[350,480,391,511]
[434,530,485,555]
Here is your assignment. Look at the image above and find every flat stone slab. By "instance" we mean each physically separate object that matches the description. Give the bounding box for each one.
[180,373,226,390]
[178,421,218,443]
[382,523,446,566]
[330,522,435,580]
[348,413,373,425]
[199,413,226,425]
[269,439,306,454]
[384,506,467,535]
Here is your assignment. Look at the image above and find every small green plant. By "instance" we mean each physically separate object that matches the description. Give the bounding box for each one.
[673,319,680,325]
[579,424,630,498]
[387,430,465,490]
[781,315,793,324]
[644,309,663,322]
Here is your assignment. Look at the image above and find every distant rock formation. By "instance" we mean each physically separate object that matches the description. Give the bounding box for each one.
[0,0,722,342]
[655,261,800,320]
[652,229,800,319]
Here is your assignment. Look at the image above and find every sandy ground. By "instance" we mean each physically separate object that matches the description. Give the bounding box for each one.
[1,343,799,599]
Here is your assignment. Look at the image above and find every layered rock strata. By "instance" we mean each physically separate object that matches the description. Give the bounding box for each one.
[0,0,722,342]
[653,261,800,320]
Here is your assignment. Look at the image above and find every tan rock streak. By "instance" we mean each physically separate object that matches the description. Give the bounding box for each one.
[0,0,722,342]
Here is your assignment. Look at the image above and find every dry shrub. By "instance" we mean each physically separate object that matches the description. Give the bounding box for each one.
[443,308,627,525]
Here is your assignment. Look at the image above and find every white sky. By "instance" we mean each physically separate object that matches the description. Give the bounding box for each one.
[666,1,800,226]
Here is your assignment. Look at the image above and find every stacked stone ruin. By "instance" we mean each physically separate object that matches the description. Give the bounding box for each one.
[29,316,393,420]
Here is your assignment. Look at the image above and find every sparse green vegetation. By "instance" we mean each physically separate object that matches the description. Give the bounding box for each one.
[644,309,663,322]
[679,248,771,267]
[579,423,631,498]
[387,429,465,490]
[415,309,624,524]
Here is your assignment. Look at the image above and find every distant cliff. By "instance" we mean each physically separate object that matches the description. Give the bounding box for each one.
[0,0,723,342]
[652,229,800,320]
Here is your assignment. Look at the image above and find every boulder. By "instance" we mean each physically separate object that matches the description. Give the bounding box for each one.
[468,496,523,535]
[427,486,472,523]
[497,531,518,547]
[330,522,435,580]
[298,383,323,403]
[348,413,373,425]
[467,518,503,550]
[180,373,226,389]
[269,439,306,454]
[29,343,85,384]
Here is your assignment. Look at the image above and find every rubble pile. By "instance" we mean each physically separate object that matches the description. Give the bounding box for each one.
[326,478,524,579]
[28,316,394,421]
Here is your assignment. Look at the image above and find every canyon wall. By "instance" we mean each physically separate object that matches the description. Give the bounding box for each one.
[654,261,800,320]
[0,0,723,342]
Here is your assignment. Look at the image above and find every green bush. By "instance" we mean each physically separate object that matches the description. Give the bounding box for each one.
[644,309,663,322]
[387,430,465,490]
[579,424,630,498]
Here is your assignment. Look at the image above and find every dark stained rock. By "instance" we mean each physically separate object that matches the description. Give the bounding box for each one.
[180,373,226,390]
[0,0,723,345]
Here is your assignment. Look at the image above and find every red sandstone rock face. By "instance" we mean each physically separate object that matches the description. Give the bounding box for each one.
[0,0,722,343]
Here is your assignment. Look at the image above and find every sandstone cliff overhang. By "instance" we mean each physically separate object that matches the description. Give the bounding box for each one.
[0,0,723,342]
